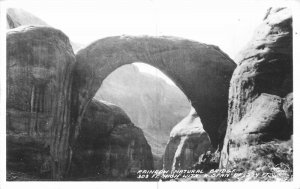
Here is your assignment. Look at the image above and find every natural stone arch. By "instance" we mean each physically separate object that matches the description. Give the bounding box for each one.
[72,35,236,147]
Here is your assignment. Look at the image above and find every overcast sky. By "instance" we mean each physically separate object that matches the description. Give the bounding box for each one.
[6,0,291,58]
[5,0,291,84]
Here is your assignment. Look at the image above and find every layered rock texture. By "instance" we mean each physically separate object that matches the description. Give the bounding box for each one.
[70,99,153,180]
[7,26,76,179]
[95,64,191,158]
[73,36,236,149]
[163,108,211,171]
[7,25,235,179]
[220,7,293,173]
[7,31,153,179]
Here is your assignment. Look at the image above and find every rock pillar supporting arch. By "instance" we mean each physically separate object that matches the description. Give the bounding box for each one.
[7,26,76,180]
[72,36,236,148]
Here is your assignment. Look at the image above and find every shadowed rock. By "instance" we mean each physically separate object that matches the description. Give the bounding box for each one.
[70,99,153,180]
[7,26,76,179]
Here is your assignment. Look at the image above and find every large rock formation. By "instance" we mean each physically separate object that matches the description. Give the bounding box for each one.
[163,108,211,171]
[7,26,76,179]
[7,36,153,178]
[73,35,236,149]
[7,8,83,52]
[95,64,191,158]
[220,7,293,174]
[70,99,153,180]
[6,8,236,179]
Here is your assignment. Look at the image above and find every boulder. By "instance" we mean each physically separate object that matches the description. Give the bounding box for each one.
[220,7,293,173]
[163,108,211,170]
[70,99,153,180]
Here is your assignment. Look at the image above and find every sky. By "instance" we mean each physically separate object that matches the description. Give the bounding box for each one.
[5,0,292,84]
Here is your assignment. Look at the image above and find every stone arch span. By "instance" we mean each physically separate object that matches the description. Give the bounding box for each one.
[72,35,236,147]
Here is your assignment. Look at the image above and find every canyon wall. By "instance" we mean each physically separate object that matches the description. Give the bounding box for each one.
[220,7,293,175]
[7,25,153,180]
[7,26,76,179]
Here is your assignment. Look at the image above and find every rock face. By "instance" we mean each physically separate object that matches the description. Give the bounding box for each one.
[163,108,211,171]
[7,41,153,179]
[7,8,83,52]
[70,99,153,179]
[220,7,293,171]
[73,36,236,149]
[95,64,191,158]
[7,26,76,179]
[6,8,236,179]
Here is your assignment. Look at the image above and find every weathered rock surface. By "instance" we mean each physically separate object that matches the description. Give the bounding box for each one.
[70,99,153,180]
[6,134,51,178]
[220,7,293,171]
[95,64,191,157]
[73,35,236,148]
[7,26,76,179]
[163,108,211,171]
[7,8,83,52]
[7,61,153,180]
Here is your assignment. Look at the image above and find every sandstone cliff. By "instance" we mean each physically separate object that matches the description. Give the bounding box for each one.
[7,25,153,180]
[6,8,237,180]
[163,108,211,171]
[7,56,153,179]
[220,7,293,179]
[95,64,191,157]
[7,26,76,179]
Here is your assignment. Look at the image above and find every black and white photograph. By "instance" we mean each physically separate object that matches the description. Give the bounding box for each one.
[0,0,299,187]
